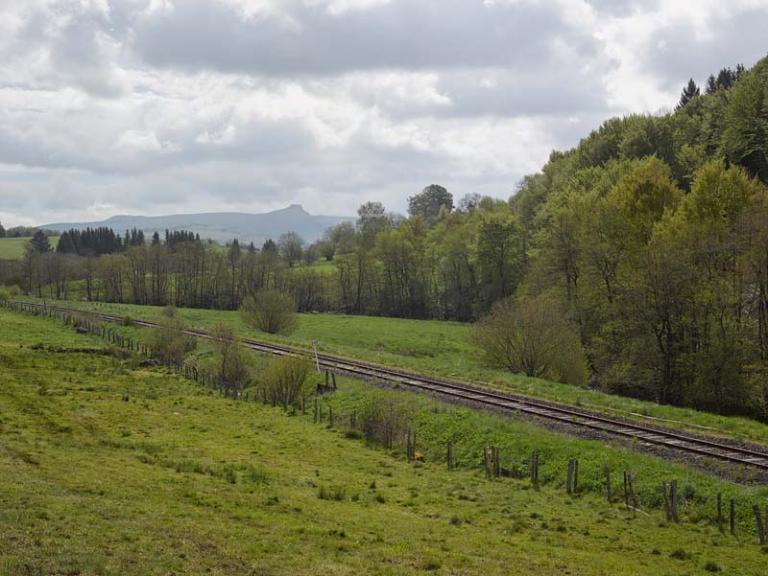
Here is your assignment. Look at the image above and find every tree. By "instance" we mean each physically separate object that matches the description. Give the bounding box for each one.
[676,78,700,110]
[278,232,304,267]
[356,202,390,248]
[721,59,768,183]
[240,289,298,334]
[457,193,482,212]
[0,221,5,238]
[408,184,453,224]
[328,221,357,254]
[29,230,51,254]
[473,294,588,386]
[476,214,525,309]
[56,232,77,254]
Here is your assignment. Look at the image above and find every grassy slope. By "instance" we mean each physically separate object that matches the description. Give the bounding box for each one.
[48,299,768,444]
[1,308,768,575]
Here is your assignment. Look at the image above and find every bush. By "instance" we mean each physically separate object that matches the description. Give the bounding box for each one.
[240,289,298,335]
[147,306,196,367]
[359,392,414,450]
[0,289,10,306]
[473,293,588,386]
[254,355,313,409]
[208,323,253,397]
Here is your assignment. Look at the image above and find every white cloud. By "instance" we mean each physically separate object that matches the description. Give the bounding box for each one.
[0,0,767,226]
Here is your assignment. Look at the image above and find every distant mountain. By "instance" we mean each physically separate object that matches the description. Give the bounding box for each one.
[41,204,354,245]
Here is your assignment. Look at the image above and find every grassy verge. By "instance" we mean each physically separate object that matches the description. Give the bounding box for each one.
[2,307,768,575]
[36,298,768,445]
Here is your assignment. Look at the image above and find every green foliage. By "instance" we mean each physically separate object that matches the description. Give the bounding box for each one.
[240,289,298,335]
[254,355,313,409]
[147,306,196,366]
[407,184,453,225]
[358,392,414,449]
[206,322,253,396]
[29,230,51,254]
[474,294,587,386]
[722,58,768,182]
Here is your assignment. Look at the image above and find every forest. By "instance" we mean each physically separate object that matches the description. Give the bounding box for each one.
[2,56,768,419]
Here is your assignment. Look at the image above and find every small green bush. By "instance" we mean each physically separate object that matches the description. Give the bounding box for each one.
[240,290,298,335]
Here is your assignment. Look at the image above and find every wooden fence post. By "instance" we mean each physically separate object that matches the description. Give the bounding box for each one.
[670,480,679,523]
[530,450,539,488]
[447,441,454,470]
[662,481,671,521]
[730,499,736,535]
[754,505,765,545]
[716,493,723,531]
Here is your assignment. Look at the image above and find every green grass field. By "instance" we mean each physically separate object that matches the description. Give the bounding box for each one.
[46,299,768,446]
[2,307,768,575]
[0,236,59,259]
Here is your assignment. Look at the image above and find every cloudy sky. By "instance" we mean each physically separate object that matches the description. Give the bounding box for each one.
[0,0,767,226]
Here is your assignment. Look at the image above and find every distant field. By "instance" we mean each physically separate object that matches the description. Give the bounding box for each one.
[46,299,768,445]
[2,307,768,575]
[0,236,59,259]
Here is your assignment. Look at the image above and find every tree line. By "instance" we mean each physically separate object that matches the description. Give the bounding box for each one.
[2,55,768,418]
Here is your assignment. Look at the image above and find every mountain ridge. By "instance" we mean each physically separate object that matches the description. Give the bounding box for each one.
[40,204,353,245]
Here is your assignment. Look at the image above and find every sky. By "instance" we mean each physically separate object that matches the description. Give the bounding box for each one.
[0,0,767,226]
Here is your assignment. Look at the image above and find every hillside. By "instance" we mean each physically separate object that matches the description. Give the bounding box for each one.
[45,298,768,444]
[2,307,768,575]
[41,204,353,245]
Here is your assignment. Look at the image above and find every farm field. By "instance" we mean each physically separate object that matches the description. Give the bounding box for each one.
[41,298,768,446]
[2,307,768,575]
[0,237,59,259]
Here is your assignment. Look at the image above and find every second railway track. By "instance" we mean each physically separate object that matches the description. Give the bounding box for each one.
[10,300,768,472]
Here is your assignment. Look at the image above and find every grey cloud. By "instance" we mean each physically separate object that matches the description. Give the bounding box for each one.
[1,0,767,227]
[643,8,768,93]
[131,0,598,76]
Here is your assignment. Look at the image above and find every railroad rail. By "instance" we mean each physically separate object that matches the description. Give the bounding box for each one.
[9,300,768,471]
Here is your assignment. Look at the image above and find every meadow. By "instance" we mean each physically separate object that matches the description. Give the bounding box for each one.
[2,307,768,575]
[0,237,59,259]
[45,299,768,445]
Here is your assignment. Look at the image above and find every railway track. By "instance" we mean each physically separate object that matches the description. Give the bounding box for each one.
[10,300,768,471]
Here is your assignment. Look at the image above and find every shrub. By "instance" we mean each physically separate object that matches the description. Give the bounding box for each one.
[254,355,313,409]
[207,323,253,397]
[359,392,414,449]
[240,289,298,335]
[147,306,196,367]
[0,289,9,306]
[472,293,588,386]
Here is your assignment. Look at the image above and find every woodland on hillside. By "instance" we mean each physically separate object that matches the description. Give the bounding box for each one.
[2,57,768,419]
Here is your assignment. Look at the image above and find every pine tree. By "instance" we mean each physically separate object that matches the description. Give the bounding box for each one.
[29,230,51,253]
[677,78,700,110]
[56,231,77,254]
[0,221,5,238]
